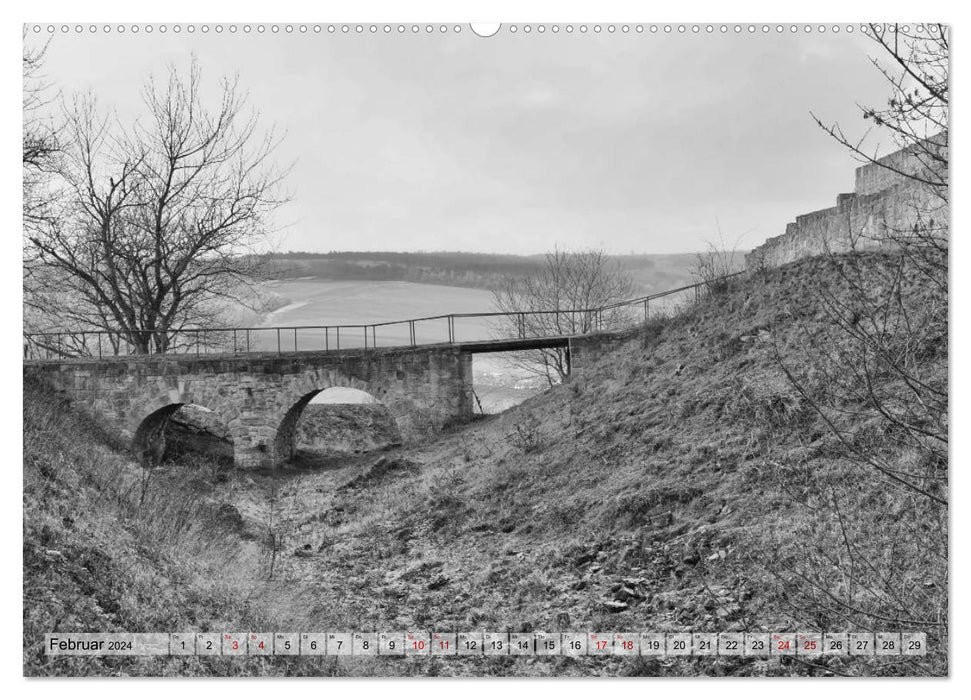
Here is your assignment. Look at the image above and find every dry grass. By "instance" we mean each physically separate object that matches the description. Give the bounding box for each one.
[23,251,947,677]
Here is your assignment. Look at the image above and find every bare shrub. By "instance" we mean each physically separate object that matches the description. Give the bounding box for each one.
[508,414,543,454]
[492,248,634,386]
[691,233,744,296]
[765,24,948,665]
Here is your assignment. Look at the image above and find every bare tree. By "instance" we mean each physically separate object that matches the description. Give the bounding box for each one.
[767,24,948,648]
[22,35,61,229]
[492,248,634,385]
[23,36,64,349]
[25,57,288,355]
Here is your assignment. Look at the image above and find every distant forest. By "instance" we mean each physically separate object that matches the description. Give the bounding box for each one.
[264,251,731,295]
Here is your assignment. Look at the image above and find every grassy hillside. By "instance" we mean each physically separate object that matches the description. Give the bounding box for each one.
[23,251,946,677]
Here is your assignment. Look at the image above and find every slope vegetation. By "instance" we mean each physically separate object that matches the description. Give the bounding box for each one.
[23,251,946,677]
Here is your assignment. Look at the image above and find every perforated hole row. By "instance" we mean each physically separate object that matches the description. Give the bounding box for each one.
[26,23,945,37]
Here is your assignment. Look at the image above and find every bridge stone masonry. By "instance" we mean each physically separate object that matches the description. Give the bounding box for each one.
[24,334,619,469]
[25,345,474,469]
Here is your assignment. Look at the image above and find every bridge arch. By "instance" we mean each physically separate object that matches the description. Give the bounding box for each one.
[132,401,239,468]
[126,382,245,468]
[267,369,418,467]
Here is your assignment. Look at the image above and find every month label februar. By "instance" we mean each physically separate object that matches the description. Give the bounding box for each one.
[44,633,169,656]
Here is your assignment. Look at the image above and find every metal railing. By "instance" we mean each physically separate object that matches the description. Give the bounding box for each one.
[23,272,744,361]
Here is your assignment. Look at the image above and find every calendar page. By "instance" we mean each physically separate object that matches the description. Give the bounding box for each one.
[21,3,949,683]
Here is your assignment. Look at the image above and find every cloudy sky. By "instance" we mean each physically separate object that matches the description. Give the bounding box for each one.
[27,25,895,255]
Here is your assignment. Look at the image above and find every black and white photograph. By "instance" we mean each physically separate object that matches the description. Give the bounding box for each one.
[17,4,955,683]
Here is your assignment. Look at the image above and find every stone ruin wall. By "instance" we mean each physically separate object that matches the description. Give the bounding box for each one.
[746,135,948,270]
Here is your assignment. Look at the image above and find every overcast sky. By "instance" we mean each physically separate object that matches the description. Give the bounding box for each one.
[27,25,895,255]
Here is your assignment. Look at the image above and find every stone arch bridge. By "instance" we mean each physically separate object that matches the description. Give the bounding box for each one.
[24,334,622,469]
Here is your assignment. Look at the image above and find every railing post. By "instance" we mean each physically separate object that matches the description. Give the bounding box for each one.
[325,327,329,351]
[294,327,298,352]
[410,320,415,347]
[246,329,251,353]
[448,316,454,344]
[336,327,340,350]
[277,327,281,354]
[364,326,368,350]
[98,333,102,359]
[233,329,238,355]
